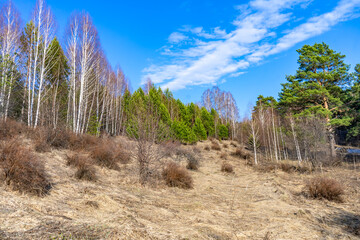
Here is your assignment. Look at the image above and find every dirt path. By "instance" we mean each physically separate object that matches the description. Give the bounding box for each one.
[0,140,359,239]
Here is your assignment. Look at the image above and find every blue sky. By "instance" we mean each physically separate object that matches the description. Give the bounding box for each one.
[10,0,360,116]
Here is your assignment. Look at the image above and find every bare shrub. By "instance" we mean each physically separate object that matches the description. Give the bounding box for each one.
[306,177,344,202]
[221,162,234,173]
[279,162,296,173]
[255,162,277,173]
[67,155,97,181]
[69,133,98,151]
[0,139,51,196]
[0,119,26,140]
[161,140,181,157]
[34,137,51,153]
[211,142,221,151]
[75,162,97,181]
[204,145,210,151]
[46,128,72,149]
[163,162,193,189]
[90,140,121,170]
[232,147,252,159]
[186,153,199,171]
[279,161,313,174]
[220,152,228,159]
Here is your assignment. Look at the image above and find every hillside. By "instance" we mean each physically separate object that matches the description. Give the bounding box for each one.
[1,135,359,239]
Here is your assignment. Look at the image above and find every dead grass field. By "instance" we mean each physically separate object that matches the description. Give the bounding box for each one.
[1,138,359,239]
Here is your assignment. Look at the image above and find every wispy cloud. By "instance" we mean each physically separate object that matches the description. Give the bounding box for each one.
[143,0,360,91]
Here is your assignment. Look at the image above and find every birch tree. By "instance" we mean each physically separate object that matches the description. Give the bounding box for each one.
[0,1,21,120]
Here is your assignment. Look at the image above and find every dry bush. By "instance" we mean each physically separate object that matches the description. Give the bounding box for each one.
[221,162,234,173]
[161,141,181,157]
[280,162,312,174]
[255,162,277,173]
[232,147,252,160]
[279,162,297,173]
[230,142,237,147]
[91,141,121,170]
[220,152,228,159]
[192,146,201,154]
[204,145,210,151]
[75,162,97,181]
[0,139,51,196]
[211,142,221,151]
[223,143,228,148]
[163,162,193,189]
[34,137,51,153]
[69,133,98,151]
[67,154,97,181]
[0,119,26,140]
[186,153,199,171]
[306,177,344,202]
[45,128,72,149]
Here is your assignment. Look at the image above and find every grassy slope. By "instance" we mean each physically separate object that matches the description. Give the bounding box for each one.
[0,138,359,239]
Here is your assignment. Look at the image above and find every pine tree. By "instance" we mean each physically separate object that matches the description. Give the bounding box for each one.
[278,43,352,157]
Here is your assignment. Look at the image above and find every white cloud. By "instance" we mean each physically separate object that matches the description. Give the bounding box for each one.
[143,0,360,90]
[168,32,188,43]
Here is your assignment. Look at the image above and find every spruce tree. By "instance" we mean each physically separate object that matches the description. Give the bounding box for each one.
[193,117,207,140]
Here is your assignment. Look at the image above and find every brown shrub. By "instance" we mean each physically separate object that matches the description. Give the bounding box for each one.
[221,162,234,173]
[34,137,51,153]
[163,162,193,189]
[280,162,313,174]
[232,147,252,159]
[0,139,51,196]
[186,153,199,171]
[0,119,26,140]
[67,155,97,181]
[211,142,221,151]
[90,140,130,170]
[220,152,228,159]
[75,162,97,181]
[223,143,228,148]
[255,162,277,173]
[306,177,344,202]
[69,133,98,151]
[279,162,297,173]
[204,145,210,151]
[161,141,181,157]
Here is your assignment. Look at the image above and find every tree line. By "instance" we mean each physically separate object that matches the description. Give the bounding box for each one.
[0,0,238,143]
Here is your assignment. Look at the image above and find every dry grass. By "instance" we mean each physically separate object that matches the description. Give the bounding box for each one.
[220,152,228,159]
[0,139,51,196]
[211,142,221,151]
[163,162,193,189]
[306,177,344,202]
[221,162,234,173]
[223,143,228,148]
[204,145,210,151]
[230,142,237,147]
[1,137,359,239]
